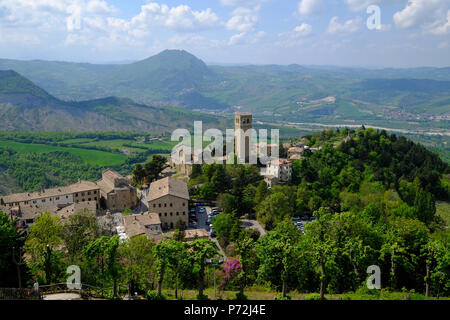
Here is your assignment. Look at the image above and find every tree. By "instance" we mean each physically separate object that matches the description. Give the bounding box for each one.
[0,211,20,287]
[254,180,268,205]
[256,192,291,230]
[144,155,168,183]
[132,163,146,185]
[256,221,301,298]
[199,182,216,200]
[235,233,257,297]
[304,207,336,300]
[187,239,219,296]
[413,189,436,225]
[62,210,100,263]
[25,212,64,284]
[212,214,237,248]
[83,235,121,297]
[217,193,237,214]
[119,235,155,295]
[211,165,230,194]
[173,219,186,242]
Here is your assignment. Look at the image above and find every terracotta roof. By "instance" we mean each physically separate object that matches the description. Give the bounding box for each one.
[184,228,210,240]
[54,201,97,220]
[288,147,303,154]
[123,213,161,238]
[149,177,189,201]
[289,154,302,160]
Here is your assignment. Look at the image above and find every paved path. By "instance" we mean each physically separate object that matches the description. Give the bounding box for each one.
[241,219,266,237]
[43,293,81,300]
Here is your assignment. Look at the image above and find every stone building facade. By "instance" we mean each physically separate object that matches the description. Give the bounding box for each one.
[147,177,189,230]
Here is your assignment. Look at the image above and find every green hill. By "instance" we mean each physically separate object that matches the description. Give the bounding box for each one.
[0,70,222,132]
[0,50,449,128]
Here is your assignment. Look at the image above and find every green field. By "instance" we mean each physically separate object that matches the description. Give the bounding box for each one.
[0,140,127,166]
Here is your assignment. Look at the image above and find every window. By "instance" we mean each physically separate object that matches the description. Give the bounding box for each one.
[159,213,161,217]
[159,204,161,208]
[170,212,173,216]
[183,212,186,215]
[176,212,179,216]
[42,199,46,203]
[164,203,167,207]
[82,193,85,196]
[164,213,167,217]
[88,192,91,195]
[88,198,91,201]
[94,197,97,200]
[75,193,78,197]
[66,196,68,199]
[182,202,186,207]
[170,203,173,207]
[153,204,156,208]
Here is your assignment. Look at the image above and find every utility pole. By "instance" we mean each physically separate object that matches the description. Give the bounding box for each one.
[12,246,25,289]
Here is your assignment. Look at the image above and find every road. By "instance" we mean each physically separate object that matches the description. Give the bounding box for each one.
[241,219,266,237]
[42,293,81,300]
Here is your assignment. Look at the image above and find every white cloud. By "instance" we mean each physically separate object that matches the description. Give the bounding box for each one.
[298,0,323,15]
[131,2,219,32]
[225,7,259,32]
[393,0,448,31]
[345,0,404,12]
[327,16,362,34]
[294,23,313,36]
[220,0,267,6]
[431,10,450,35]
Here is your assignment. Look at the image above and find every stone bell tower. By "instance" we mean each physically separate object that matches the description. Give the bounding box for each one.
[234,113,253,163]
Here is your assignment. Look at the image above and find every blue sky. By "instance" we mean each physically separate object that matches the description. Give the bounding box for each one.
[0,0,449,67]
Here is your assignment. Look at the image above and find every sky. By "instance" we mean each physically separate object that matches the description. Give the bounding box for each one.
[0,0,449,67]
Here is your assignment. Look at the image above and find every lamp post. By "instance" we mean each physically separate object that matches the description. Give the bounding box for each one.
[206,258,223,300]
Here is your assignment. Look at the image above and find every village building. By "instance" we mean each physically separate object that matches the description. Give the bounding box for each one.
[261,158,292,187]
[96,169,138,212]
[123,212,162,240]
[235,113,253,163]
[184,228,210,242]
[147,177,189,231]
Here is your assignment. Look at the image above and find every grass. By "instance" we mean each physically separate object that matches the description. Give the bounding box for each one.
[0,140,127,166]
[436,202,450,227]
[158,287,448,301]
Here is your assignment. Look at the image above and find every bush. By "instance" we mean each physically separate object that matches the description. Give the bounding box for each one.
[276,293,291,300]
[146,290,166,300]
[305,293,326,300]
[196,294,209,300]
[235,292,248,300]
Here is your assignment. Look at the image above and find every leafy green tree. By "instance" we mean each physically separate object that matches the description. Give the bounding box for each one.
[83,235,121,297]
[304,207,337,300]
[144,155,168,183]
[119,235,155,294]
[256,192,291,230]
[187,239,219,296]
[25,212,65,284]
[256,221,301,298]
[132,163,146,185]
[62,210,100,263]
[254,180,268,205]
[199,182,215,200]
[0,211,21,287]
[173,219,186,242]
[217,193,237,214]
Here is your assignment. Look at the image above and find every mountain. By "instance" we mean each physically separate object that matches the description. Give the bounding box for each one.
[0,70,221,132]
[0,50,449,129]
